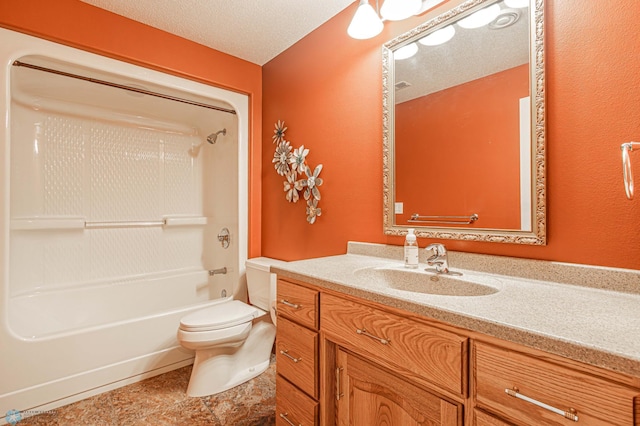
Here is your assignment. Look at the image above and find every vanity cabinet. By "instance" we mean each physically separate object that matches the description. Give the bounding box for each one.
[275,279,320,426]
[274,277,640,426]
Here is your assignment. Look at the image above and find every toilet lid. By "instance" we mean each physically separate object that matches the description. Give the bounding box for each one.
[179,300,265,332]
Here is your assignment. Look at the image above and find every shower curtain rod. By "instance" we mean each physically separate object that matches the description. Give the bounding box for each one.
[12,61,237,115]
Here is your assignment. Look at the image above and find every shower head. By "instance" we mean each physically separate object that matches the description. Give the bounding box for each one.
[207,128,226,144]
[189,128,227,157]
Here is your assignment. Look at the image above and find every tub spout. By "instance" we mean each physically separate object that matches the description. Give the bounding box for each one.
[209,267,227,276]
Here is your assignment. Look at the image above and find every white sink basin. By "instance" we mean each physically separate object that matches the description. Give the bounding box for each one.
[354,266,501,296]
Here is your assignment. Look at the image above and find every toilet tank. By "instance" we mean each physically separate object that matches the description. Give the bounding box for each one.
[245,257,286,311]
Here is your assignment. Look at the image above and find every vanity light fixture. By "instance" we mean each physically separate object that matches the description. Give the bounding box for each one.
[394,42,419,60]
[418,25,455,46]
[348,0,447,40]
[457,3,501,29]
[347,0,385,39]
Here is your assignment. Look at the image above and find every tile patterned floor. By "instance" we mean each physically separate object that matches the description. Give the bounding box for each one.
[18,360,276,426]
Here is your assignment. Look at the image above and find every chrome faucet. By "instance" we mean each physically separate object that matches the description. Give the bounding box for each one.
[425,243,449,274]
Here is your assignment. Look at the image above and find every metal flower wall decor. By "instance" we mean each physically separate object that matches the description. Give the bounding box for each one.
[272,120,323,224]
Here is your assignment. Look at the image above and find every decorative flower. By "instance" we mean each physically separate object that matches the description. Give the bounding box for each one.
[271,120,324,224]
[306,199,322,224]
[273,140,292,176]
[283,171,304,203]
[301,164,323,201]
[272,120,287,144]
[289,145,309,173]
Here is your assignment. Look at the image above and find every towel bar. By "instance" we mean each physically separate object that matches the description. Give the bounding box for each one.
[409,213,479,225]
[621,142,640,200]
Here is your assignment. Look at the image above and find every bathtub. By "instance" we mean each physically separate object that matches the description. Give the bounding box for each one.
[9,270,225,338]
[3,274,232,414]
[0,28,249,417]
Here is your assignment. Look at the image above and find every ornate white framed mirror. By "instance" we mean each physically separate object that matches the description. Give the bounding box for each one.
[382,0,545,244]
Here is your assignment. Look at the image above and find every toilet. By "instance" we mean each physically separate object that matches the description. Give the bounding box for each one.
[177,257,284,397]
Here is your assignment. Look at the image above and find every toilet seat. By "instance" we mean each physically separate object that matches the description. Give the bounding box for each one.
[177,321,253,348]
[179,300,265,332]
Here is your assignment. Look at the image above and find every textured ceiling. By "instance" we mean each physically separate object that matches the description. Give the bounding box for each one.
[79,0,528,93]
[394,1,530,103]
[80,0,355,65]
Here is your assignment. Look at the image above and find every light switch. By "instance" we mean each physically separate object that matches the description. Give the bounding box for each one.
[394,202,403,214]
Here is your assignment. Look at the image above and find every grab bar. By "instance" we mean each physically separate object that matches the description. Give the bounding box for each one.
[11,217,209,230]
[85,220,165,229]
[621,142,640,200]
[409,213,479,225]
[85,217,208,229]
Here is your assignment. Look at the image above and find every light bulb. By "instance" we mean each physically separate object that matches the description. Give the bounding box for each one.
[458,4,501,29]
[394,43,418,60]
[347,0,384,39]
[418,25,455,46]
[380,0,422,21]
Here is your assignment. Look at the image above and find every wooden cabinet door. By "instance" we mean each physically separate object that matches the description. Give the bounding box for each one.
[335,348,461,426]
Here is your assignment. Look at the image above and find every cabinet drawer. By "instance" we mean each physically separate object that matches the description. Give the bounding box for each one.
[474,409,515,426]
[321,293,467,395]
[276,316,318,398]
[474,342,639,425]
[277,279,319,330]
[276,375,318,426]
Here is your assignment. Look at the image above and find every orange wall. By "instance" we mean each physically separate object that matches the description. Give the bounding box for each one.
[395,65,528,229]
[263,0,640,270]
[2,1,638,270]
[0,0,263,257]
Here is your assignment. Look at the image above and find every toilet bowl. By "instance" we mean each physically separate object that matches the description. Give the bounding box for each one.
[177,257,284,397]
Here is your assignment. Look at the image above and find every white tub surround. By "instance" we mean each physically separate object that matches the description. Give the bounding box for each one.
[0,28,249,416]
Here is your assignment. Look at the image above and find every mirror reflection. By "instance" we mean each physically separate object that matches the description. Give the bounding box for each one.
[382,0,545,245]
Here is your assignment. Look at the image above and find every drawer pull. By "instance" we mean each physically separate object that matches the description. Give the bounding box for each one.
[336,366,344,401]
[279,412,302,426]
[280,299,300,309]
[356,328,390,345]
[505,387,579,422]
[280,349,301,363]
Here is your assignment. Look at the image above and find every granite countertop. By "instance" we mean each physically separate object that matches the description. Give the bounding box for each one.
[271,244,640,378]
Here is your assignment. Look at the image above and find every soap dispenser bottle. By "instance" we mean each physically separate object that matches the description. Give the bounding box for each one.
[404,228,419,269]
